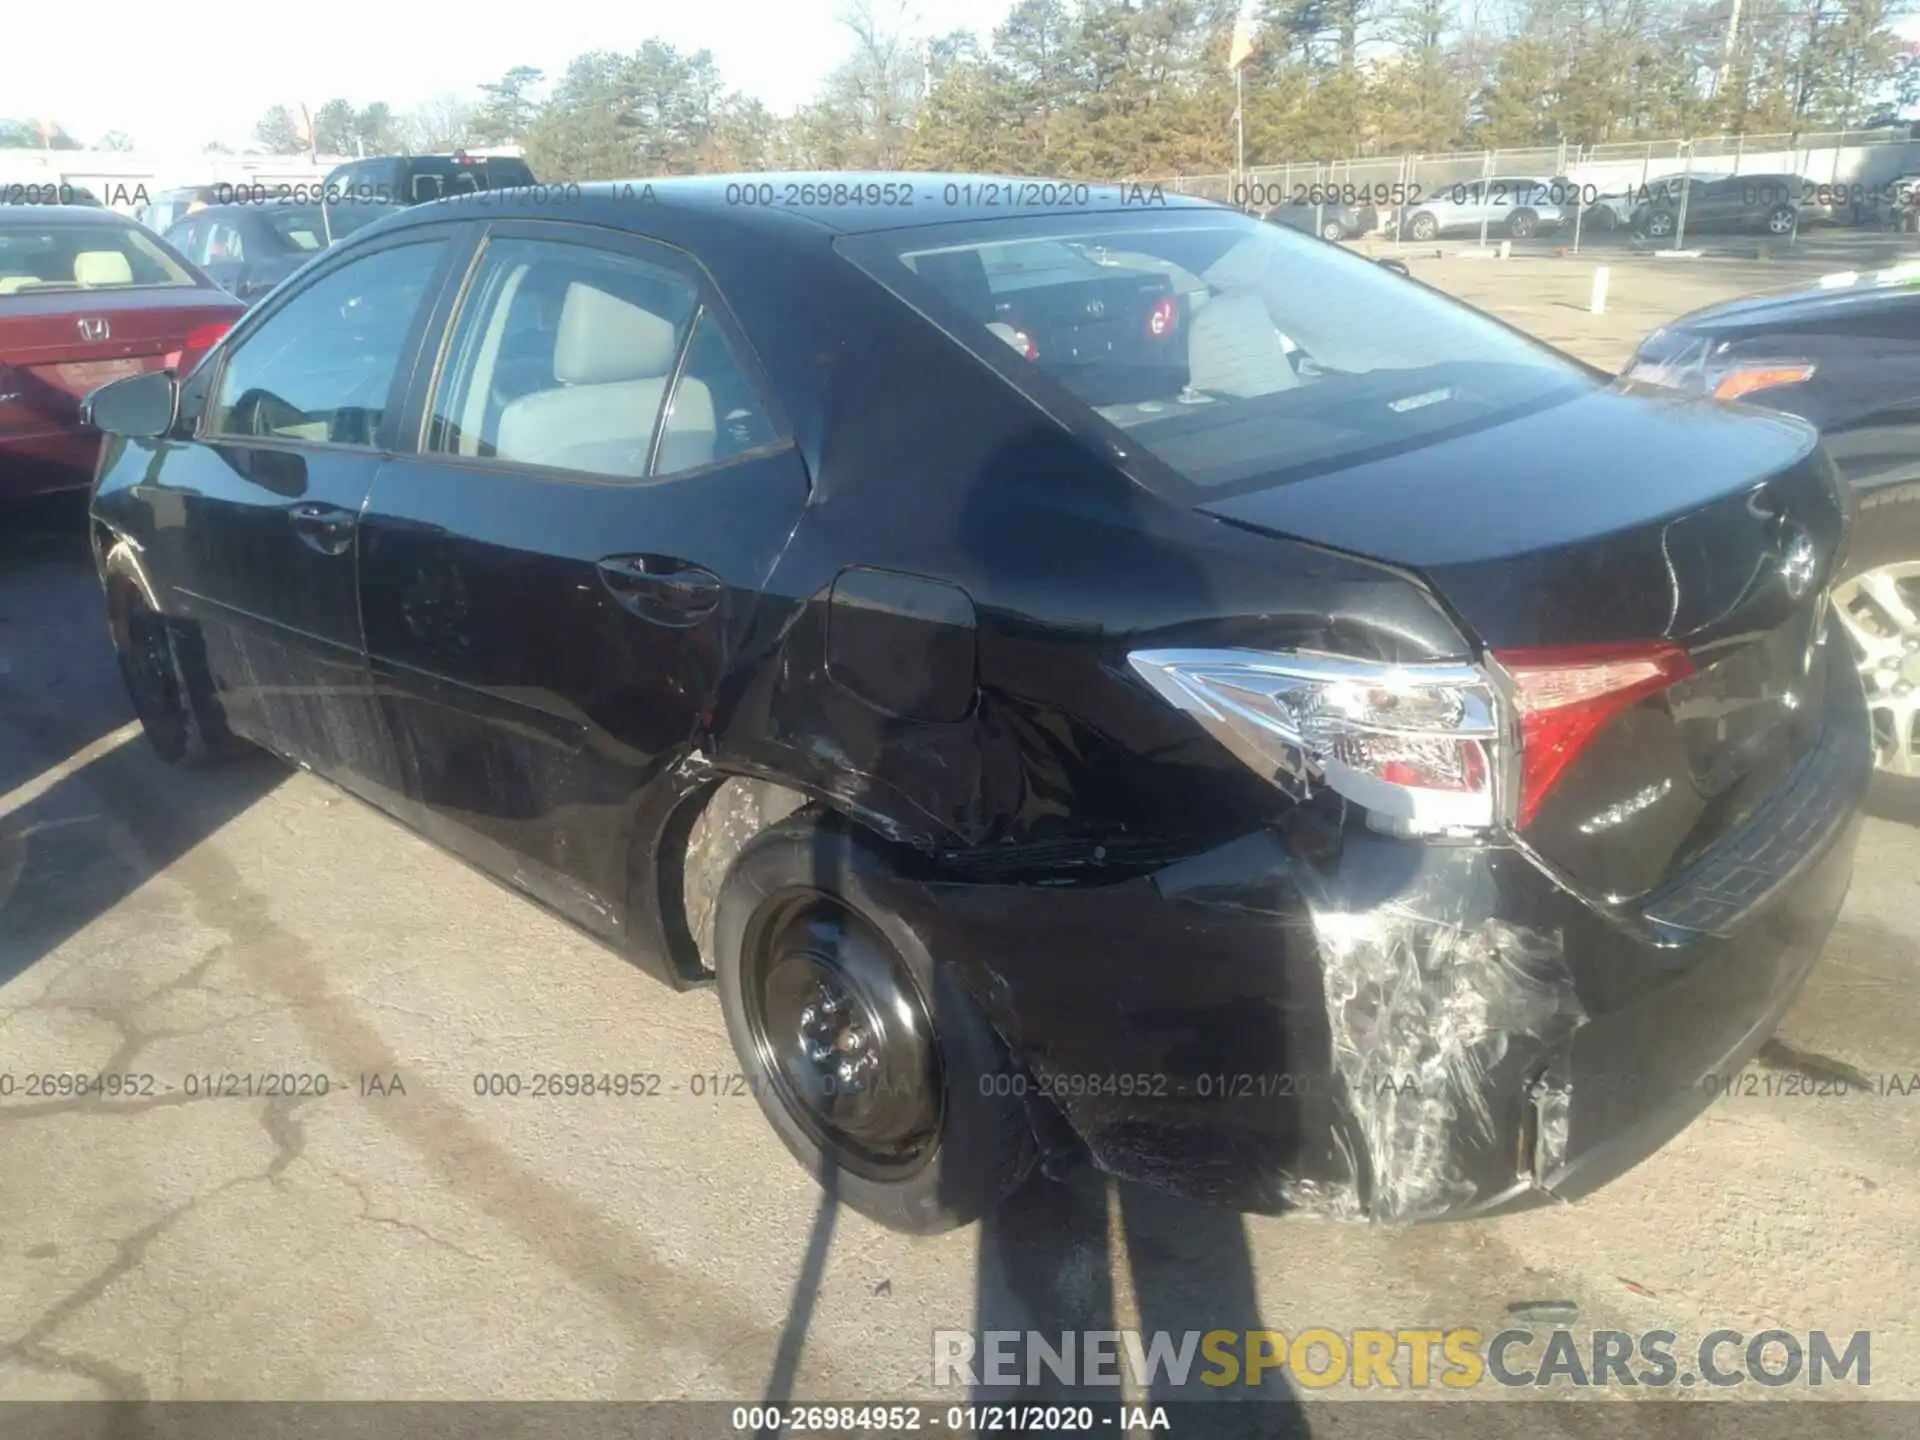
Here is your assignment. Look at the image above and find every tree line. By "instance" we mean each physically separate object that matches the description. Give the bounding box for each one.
[11,0,1920,179]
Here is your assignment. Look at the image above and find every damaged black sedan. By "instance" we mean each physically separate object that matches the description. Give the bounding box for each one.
[83,177,1870,1234]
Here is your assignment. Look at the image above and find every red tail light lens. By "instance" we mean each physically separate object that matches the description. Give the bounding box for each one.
[163,320,235,375]
[1496,643,1693,829]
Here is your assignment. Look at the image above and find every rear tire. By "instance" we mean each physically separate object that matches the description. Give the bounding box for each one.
[1830,483,1920,821]
[714,814,1036,1233]
[1507,208,1538,240]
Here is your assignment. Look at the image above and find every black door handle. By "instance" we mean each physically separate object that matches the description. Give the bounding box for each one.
[596,554,724,625]
[289,502,357,557]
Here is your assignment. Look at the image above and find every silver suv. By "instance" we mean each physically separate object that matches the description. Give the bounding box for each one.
[1398,175,1576,241]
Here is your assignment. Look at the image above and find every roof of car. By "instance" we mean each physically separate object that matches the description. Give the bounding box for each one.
[0,203,130,227]
[379,173,1216,238]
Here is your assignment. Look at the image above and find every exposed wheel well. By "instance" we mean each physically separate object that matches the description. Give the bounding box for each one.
[657,774,817,983]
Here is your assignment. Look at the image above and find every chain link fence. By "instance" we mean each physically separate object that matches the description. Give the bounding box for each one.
[1153,127,1920,252]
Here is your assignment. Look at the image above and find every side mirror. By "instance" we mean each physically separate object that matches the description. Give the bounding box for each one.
[1376,258,1412,276]
[83,370,179,439]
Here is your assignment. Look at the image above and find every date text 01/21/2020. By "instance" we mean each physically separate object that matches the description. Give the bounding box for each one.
[720,180,1169,210]
[728,1406,1168,1434]
[0,1072,405,1099]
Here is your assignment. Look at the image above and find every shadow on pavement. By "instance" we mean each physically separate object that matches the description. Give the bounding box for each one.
[0,491,289,988]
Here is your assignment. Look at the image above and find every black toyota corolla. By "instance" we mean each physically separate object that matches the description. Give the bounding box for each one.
[81,176,1870,1234]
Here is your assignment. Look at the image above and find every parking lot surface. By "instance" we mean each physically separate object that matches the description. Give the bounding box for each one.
[3,242,1919,1413]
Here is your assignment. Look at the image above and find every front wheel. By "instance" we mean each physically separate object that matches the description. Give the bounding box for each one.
[1639,209,1676,239]
[1404,211,1439,241]
[714,815,1036,1233]
[1766,205,1799,236]
[1830,484,1920,815]
[107,581,248,766]
[1319,219,1346,242]
[1506,208,1538,240]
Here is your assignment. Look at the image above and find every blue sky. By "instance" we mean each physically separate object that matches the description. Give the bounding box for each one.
[16,0,1018,152]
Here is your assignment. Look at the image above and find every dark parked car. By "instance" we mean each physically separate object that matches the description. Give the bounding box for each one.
[322,151,537,207]
[135,185,226,234]
[1624,264,1920,797]
[163,199,404,304]
[1632,172,1804,240]
[1262,198,1377,242]
[0,205,242,499]
[83,175,1869,1234]
[1581,172,1730,234]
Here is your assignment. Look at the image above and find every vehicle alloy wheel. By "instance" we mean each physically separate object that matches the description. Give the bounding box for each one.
[1643,211,1676,238]
[1321,220,1347,242]
[1831,558,1920,783]
[1507,209,1538,240]
[740,891,944,1181]
[1767,206,1798,235]
[1406,212,1438,241]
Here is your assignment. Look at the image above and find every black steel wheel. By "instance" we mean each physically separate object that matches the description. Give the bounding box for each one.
[106,577,249,766]
[110,585,191,763]
[739,891,944,1181]
[714,813,1036,1233]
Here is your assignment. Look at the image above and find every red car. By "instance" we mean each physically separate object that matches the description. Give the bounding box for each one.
[1,204,243,500]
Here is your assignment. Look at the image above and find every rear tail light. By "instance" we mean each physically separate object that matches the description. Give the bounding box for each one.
[1493,643,1692,829]
[1127,650,1500,833]
[162,319,235,375]
[1621,336,1816,404]
[1710,362,1816,401]
[1130,641,1692,835]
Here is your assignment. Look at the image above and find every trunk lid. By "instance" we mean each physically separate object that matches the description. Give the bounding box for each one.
[1197,387,1849,898]
[0,288,241,439]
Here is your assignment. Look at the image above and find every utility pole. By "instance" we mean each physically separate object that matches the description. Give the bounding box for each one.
[1716,0,1744,99]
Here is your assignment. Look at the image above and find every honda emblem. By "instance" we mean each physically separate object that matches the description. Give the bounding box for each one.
[77,317,110,342]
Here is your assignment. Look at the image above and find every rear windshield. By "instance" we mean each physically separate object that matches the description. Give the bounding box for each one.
[402,158,536,203]
[842,210,1588,491]
[0,221,196,296]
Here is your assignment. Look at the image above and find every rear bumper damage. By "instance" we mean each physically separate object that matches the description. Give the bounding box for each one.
[900,667,1871,1222]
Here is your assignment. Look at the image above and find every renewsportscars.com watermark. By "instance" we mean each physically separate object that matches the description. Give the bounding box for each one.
[933,1328,1871,1390]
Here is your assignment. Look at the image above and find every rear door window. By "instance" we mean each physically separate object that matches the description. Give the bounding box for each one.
[165,217,209,266]
[423,235,699,478]
[205,217,246,263]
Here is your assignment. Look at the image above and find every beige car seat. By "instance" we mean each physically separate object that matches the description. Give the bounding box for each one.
[496,283,713,478]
